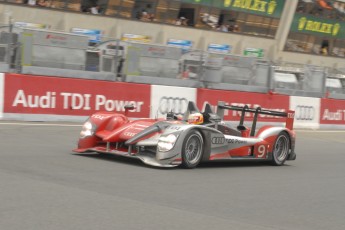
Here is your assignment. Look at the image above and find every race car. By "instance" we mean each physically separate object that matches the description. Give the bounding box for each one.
[73,101,296,168]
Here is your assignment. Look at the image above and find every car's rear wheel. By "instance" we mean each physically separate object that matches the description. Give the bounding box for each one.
[181,130,203,169]
[271,132,290,166]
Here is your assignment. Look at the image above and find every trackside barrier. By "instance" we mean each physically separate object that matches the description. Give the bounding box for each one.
[124,43,202,88]
[289,96,320,129]
[2,27,345,98]
[2,73,345,129]
[3,73,151,121]
[20,29,89,70]
[0,73,4,119]
[320,98,345,129]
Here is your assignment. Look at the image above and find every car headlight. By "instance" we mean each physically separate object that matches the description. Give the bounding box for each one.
[158,134,178,152]
[80,121,95,138]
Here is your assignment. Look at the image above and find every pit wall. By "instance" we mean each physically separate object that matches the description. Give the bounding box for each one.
[1,73,344,129]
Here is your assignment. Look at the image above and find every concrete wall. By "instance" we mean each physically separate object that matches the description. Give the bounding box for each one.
[0,2,343,68]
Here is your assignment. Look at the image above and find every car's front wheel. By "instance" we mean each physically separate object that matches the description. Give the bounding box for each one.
[181,130,203,169]
[271,132,290,166]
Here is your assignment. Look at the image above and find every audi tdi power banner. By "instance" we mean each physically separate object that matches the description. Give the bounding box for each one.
[4,74,151,120]
[290,96,320,129]
[197,88,289,123]
[150,85,196,118]
[320,98,345,128]
[0,73,4,119]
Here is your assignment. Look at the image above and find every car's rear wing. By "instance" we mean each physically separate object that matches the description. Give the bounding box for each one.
[216,101,295,136]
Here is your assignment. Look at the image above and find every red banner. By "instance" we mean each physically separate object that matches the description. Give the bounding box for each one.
[320,98,345,125]
[197,88,290,122]
[4,74,151,117]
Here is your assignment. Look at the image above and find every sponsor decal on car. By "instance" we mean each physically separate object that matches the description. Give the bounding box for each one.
[226,138,247,144]
[169,126,182,131]
[124,132,136,137]
[211,137,225,145]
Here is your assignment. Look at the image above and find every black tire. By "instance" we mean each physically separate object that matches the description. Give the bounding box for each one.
[181,130,204,169]
[271,132,290,166]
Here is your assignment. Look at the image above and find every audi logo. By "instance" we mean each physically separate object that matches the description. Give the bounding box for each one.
[295,105,315,121]
[211,137,225,145]
[159,97,188,115]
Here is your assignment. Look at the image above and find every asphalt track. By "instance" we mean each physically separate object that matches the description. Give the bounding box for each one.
[1,121,345,230]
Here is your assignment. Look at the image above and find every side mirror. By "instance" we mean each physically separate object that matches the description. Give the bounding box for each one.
[124,104,135,110]
[124,104,136,116]
[166,111,175,120]
[208,114,221,123]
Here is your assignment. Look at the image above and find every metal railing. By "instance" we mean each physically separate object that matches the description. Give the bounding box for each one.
[0,28,344,98]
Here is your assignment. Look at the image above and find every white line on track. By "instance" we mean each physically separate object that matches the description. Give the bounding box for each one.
[2,122,345,132]
[0,122,81,127]
[297,130,345,133]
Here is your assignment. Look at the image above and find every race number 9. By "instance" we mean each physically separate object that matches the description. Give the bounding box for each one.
[257,145,266,158]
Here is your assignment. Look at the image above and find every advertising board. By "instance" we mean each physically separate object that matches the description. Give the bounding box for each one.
[243,48,264,58]
[320,98,345,127]
[289,96,320,129]
[197,88,289,123]
[121,33,151,43]
[14,21,49,29]
[22,29,89,50]
[208,44,231,54]
[181,0,286,18]
[291,13,345,39]
[150,85,197,118]
[167,39,193,51]
[71,28,102,44]
[4,74,151,118]
[0,73,3,119]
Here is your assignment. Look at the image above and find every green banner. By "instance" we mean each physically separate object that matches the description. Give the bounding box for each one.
[290,13,345,39]
[243,48,264,57]
[181,0,285,18]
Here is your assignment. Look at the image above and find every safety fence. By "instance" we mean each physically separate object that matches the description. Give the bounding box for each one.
[0,28,345,99]
[1,73,344,130]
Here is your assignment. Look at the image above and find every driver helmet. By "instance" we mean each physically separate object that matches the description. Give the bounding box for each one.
[188,113,204,125]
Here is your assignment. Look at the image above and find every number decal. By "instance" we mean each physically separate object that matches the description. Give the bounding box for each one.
[257,145,266,158]
[288,112,295,119]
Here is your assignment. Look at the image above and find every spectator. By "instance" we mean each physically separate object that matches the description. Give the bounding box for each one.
[175,17,184,26]
[81,0,99,14]
[37,0,48,7]
[180,66,198,79]
[24,0,36,5]
[321,47,328,55]
[218,24,229,32]
[182,18,189,26]
[320,40,329,55]
[175,16,189,26]
[233,24,240,32]
[141,9,149,19]
[135,9,155,21]
[175,17,184,25]
[148,13,155,21]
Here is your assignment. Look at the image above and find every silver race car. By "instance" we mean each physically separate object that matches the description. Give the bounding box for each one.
[74,101,296,168]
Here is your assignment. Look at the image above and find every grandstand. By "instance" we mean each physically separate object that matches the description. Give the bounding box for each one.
[0,0,344,66]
